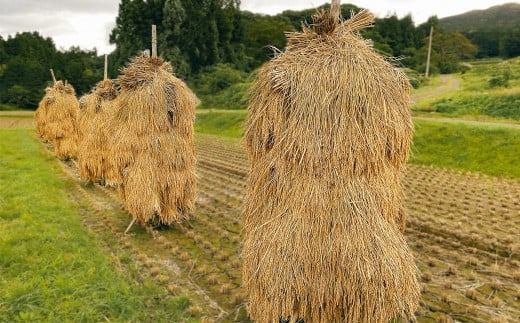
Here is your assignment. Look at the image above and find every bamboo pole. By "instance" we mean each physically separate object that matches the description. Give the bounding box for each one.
[50,69,56,84]
[331,0,341,18]
[125,218,136,234]
[151,25,157,58]
[425,26,434,77]
[104,54,108,80]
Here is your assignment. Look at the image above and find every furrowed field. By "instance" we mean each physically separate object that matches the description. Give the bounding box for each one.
[1,58,520,322]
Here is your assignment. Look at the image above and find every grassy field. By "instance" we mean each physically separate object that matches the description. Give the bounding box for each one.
[415,57,520,120]
[196,110,520,179]
[0,129,195,322]
[412,119,520,178]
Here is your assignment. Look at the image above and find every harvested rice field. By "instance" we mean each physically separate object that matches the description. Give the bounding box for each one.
[51,133,520,322]
[1,112,519,321]
[0,114,34,128]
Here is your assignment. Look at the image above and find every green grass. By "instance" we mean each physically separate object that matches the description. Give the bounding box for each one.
[428,93,520,119]
[0,129,194,322]
[195,110,520,178]
[0,104,25,111]
[412,119,520,178]
[195,110,247,138]
[416,57,520,120]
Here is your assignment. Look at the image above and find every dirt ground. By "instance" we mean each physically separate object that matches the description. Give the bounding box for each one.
[0,116,34,128]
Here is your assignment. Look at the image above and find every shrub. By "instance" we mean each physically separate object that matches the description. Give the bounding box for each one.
[192,64,247,95]
[431,94,520,119]
[488,66,512,88]
[200,82,250,109]
[434,99,458,113]
[194,65,255,109]
[5,85,34,108]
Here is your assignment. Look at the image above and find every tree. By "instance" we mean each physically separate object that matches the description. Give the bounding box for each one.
[415,31,477,74]
[0,36,7,64]
[499,27,520,58]
[241,12,294,68]
[160,0,190,76]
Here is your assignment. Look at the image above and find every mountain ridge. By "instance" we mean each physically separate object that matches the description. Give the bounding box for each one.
[439,2,520,32]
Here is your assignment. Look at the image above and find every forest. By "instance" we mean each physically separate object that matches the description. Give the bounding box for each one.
[0,0,518,109]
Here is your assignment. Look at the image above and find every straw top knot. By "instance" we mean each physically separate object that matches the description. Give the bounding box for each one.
[307,8,374,36]
[340,9,375,33]
[118,54,173,90]
[53,80,76,95]
[95,79,118,101]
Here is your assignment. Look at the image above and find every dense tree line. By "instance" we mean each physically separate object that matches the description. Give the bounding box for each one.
[0,33,103,108]
[1,1,518,109]
[110,0,246,77]
[437,3,520,58]
[464,29,520,58]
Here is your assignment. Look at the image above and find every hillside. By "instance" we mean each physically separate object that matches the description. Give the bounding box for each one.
[439,3,520,32]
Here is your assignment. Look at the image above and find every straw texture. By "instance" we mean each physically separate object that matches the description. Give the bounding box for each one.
[41,81,80,159]
[77,79,118,182]
[243,8,420,322]
[108,55,199,226]
[35,86,54,141]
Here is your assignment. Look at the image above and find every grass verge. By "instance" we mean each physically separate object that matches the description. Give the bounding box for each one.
[0,129,193,321]
[411,119,520,178]
[195,110,247,138]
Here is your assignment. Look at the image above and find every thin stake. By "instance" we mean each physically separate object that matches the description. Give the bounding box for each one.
[104,54,108,80]
[425,25,434,78]
[151,24,157,58]
[331,0,341,18]
[50,69,56,84]
[125,218,136,234]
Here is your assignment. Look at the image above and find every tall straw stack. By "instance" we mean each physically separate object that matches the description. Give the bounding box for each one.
[35,69,58,141]
[108,53,198,226]
[77,79,118,182]
[43,80,80,159]
[35,86,54,141]
[243,5,420,323]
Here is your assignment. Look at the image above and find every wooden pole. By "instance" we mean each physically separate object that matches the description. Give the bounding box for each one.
[125,218,136,234]
[104,54,108,80]
[331,0,341,18]
[50,69,56,84]
[151,25,157,58]
[425,25,434,78]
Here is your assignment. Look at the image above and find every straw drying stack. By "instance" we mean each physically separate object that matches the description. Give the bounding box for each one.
[77,79,118,182]
[243,6,420,323]
[108,54,198,226]
[35,86,54,141]
[42,81,80,159]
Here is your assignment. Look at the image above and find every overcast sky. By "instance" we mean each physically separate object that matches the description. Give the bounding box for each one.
[0,0,514,54]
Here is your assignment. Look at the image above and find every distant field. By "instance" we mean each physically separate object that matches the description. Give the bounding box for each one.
[414,57,520,120]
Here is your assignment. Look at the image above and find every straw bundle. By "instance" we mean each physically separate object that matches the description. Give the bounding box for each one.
[43,81,79,159]
[77,79,118,182]
[35,86,54,141]
[243,7,420,323]
[108,54,198,226]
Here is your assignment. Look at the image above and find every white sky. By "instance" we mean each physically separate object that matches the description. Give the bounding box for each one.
[0,0,515,54]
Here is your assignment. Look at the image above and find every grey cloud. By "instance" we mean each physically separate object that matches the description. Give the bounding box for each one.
[0,0,119,16]
[0,13,73,36]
